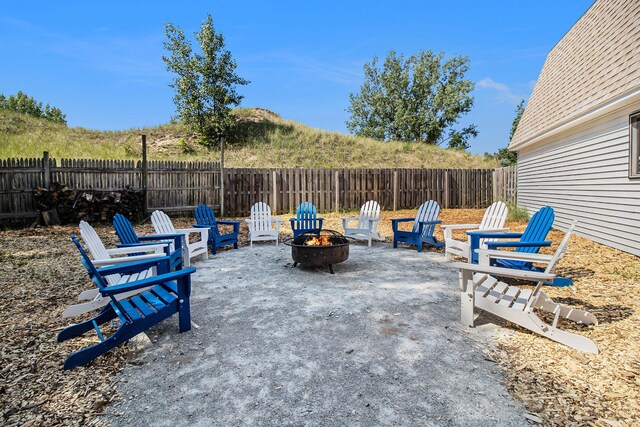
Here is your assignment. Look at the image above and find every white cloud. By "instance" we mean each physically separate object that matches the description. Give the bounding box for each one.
[477,77,524,105]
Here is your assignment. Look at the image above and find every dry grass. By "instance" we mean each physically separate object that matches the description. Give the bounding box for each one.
[0,108,498,169]
[0,210,637,426]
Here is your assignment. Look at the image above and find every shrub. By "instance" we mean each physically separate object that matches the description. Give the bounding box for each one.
[507,201,529,222]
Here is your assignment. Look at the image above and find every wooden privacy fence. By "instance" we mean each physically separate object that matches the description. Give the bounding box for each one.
[223,168,494,216]
[1,152,507,220]
[492,166,517,203]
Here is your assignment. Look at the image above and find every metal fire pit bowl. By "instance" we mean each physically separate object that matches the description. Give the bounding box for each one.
[283,229,351,274]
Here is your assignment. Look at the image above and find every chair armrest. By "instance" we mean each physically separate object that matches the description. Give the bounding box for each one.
[476,249,554,264]
[101,268,196,296]
[467,231,523,239]
[272,218,282,224]
[96,256,171,275]
[92,253,165,267]
[474,227,509,234]
[116,242,167,248]
[441,223,481,230]
[485,240,552,249]
[106,244,167,255]
[418,219,442,225]
[342,217,360,222]
[139,233,183,241]
[185,226,210,232]
[391,218,415,223]
[453,262,556,283]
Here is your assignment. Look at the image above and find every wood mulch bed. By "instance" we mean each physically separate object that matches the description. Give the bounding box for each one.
[0,209,637,426]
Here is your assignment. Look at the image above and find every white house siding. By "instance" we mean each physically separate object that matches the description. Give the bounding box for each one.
[517,103,640,256]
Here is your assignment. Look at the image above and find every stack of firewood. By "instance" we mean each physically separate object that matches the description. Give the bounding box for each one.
[33,182,144,224]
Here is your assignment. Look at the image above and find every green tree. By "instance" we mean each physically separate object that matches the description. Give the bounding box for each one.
[346,50,477,148]
[43,104,67,125]
[495,99,524,166]
[0,91,67,124]
[163,14,249,148]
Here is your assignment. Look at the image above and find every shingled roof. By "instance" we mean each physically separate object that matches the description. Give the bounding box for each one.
[510,0,640,150]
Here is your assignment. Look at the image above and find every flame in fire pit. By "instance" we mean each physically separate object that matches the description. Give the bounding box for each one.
[304,235,332,246]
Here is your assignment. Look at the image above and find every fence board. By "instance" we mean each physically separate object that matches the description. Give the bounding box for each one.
[492,166,517,203]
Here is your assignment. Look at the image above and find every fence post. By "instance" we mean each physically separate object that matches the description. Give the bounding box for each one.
[444,170,450,209]
[392,170,398,211]
[141,135,148,213]
[220,137,225,216]
[334,170,340,212]
[271,169,278,213]
[42,151,51,190]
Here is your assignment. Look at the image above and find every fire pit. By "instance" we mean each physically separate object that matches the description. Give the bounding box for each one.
[284,229,351,274]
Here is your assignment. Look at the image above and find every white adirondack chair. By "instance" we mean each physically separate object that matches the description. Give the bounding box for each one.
[342,200,382,248]
[442,201,509,261]
[454,221,599,353]
[151,210,208,267]
[245,202,281,246]
[63,221,170,318]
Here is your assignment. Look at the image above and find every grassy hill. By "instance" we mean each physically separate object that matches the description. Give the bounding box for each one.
[0,108,498,168]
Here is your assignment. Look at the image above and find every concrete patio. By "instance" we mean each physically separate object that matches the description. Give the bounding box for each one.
[104,242,527,426]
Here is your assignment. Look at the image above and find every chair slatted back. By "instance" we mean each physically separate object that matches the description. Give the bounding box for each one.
[194,204,219,236]
[79,221,110,261]
[413,200,440,238]
[479,201,508,230]
[151,210,177,235]
[545,220,577,274]
[113,214,140,245]
[357,200,381,232]
[478,201,508,245]
[250,202,273,232]
[296,202,319,230]
[70,235,128,317]
[518,206,554,254]
[79,221,121,286]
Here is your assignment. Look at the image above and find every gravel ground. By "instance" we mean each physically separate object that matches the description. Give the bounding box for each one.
[104,242,527,426]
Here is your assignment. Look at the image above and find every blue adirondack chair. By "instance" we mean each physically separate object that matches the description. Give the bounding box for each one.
[391,200,444,252]
[290,201,324,238]
[467,206,572,286]
[113,214,183,270]
[193,204,240,254]
[468,205,554,265]
[58,236,195,370]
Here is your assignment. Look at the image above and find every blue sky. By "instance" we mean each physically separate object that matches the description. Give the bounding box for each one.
[0,1,593,154]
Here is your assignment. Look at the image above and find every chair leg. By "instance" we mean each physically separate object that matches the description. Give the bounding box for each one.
[63,328,127,370]
[58,307,117,342]
[393,238,398,249]
[177,276,191,333]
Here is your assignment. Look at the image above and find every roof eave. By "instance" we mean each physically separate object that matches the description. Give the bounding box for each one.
[509,86,640,152]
